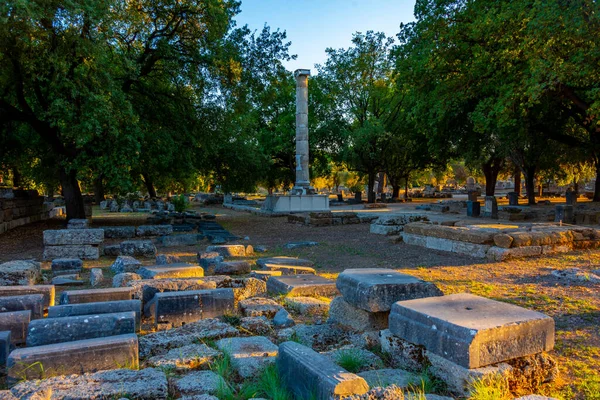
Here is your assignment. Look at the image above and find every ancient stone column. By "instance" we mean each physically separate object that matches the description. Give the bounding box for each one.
[293,69,311,194]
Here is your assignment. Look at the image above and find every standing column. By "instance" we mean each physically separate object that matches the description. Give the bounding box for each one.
[293,69,312,194]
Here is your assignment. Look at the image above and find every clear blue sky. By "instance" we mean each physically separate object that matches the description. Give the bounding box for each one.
[235,0,416,72]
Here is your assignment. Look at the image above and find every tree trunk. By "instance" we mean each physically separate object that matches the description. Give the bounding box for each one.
[392,185,400,199]
[524,166,537,205]
[59,168,85,221]
[93,176,105,204]
[12,168,21,188]
[514,167,521,195]
[404,175,410,199]
[594,165,600,202]
[538,184,543,198]
[142,173,157,198]
[482,158,503,196]
[367,171,376,203]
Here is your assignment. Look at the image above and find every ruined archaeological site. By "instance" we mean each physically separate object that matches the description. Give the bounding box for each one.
[0,0,598,399]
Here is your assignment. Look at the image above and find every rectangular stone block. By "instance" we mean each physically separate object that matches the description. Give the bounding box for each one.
[120,240,157,258]
[277,341,369,400]
[370,224,402,235]
[158,234,204,247]
[267,275,338,297]
[0,285,55,308]
[205,245,247,257]
[59,287,134,305]
[51,258,83,275]
[26,311,136,347]
[327,297,388,332]
[216,336,278,378]
[0,331,10,368]
[0,294,44,319]
[148,288,234,328]
[337,269,443,312]
[136,225,173,237]
[103,226,136,239]
[137,264,204,279]
[0,311,30,344]
[388,293,555,368]
[486,246,542,261]
[127,279,217,305]
[43,245,100,260]
[47,300,142,332]
[43,229,104,245]
[7,334,139,387]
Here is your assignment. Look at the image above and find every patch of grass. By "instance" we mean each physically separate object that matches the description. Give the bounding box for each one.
[468,375,511,400]
[334,348,369,373]
[253,364,292,400]
[409,367,446,395]
[222,312,242,327]
[209,352,233,381]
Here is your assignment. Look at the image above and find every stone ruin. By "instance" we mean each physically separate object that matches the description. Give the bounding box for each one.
[0,227,560,400]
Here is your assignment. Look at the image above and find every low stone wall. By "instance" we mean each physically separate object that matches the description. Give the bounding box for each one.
[400,222,600,260]
[369,214,429,235]
[288,212,362,227]
[0,190,57,235]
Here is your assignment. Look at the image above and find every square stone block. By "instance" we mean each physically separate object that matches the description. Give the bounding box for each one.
[336,268,443,312]
[215,336,278,378]
[267,275,338,297]
[388,293,555,369]
[137,264,204,279]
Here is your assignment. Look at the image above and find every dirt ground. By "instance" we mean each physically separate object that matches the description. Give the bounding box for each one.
[0,204,598,399]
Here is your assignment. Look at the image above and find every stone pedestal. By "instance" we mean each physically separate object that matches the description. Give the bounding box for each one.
[467,191,479,202]
[483,196,498,219]
[508,192,519,206]
[261,194,329,213]
[565,191,577,205]
[555,205,574,224]
[467,201,480,217]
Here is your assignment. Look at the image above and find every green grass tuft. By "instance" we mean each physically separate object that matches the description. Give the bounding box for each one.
[334,348,369,373]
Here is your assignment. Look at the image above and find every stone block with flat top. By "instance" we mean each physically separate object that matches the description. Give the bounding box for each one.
[59,287,133,304]
[26,311,136,346]
[216,336,278,378]
[51,258,83,275]
[267,275,337,297]
[0,294,44,319]
[0,311,30,344]
[7,334,138,387]
[336,268,443,312]
[0,331,10,368]
[137,264,204,279]
[48,300,142,332]
[43,229,104,245]
[0,285,55,309]
[256,257,314,269]
[277,341,369,400]
[388,293,555,369]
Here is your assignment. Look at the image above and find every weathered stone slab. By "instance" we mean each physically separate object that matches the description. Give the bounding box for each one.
[59,287,134,305]
[388,293,555,368]
[256,257,314,269]
[0,311,30,345]
[51,258,83,275]
[43,244,100,260]
[43,229,104,245]
[284,241,318,249]
[48,299,142,332]
[128,279,217,305]
[375,214,428,226]
[239,297,282,317]
[67,219,89,229]
[261,262,316,275]
[156,254,182,264]
[267,275,338,297]
[404,223,495,244]
[277,341,369,400]
[197,252,224,269]
[171,370,225,397]
[120,240,157,258]
[139,318,238,358]
[0,285,55,309]
[113,272,142,288]
[158,233,205,247]
[214,261,251,275]
[216,336,278,378]
[7,334,139,386]
[147,343,220,371]
[327,297,388,332]
[147,288,235,328]
[137,264,204,279]
[370,224,403,235]
[0,261,41,286]
[136,225,173,237]
[357,368,418,389]
[0,294,44,319]
[110,255,142,274]
[486,246,542,261]
[401,233,490,258]
[26,311,136,346]
[378,329,427,371]
[285,296,329,316]
[10,367,166,399]
[52,275,85,286]
[205,244,247,257]
[102,226,136,239]
[250,270,282,281]
[103,244,121,256]
[337,269,443,312]
[0,331,10,368]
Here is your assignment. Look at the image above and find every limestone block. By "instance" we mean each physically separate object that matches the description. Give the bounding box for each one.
[59,287,134,305]
[113,272,142,288]
[137,264,204,279]
[102,226,136,239]
[171,370,225,397]
[370,224,403,235]
[375,214,428,226]
[205,244,247,257]
[239,297,282,318]
[0,261,41,286]
[136,225,173,237]
[7,334,139,387]
[0,294,44,319]
[486,246,542,261]
[156,254,182,264]
[120,240,157,258]
[197,252,224,270]
[0,331,10,369]
[51,258,83,275]
[277,341,369,400]
[90,268,104,286]
[327,297,388,332]
[267,275,338,297]
[0,311,30,345]
[67,219,88,229]
[103,244,121,256]
[403,223,494,244]
[0,285,54,308]
[127,278,217,305]
[43,229,104,245]
[214,261,252,275]
[147,343,220,371]
[47,299,142,332]
[158,234,204,247]
[401,233,427,247]
[26,311,136,346]
[110,255,142,274]
[285,296,329,316]
[43,245,100,260]
[256,256,314,269]
[493,234,514,248]
[216,336,278,378]
[388,293,555,369]
[336,268,443,312]
[379,329,427,372]
[357,368,418,389]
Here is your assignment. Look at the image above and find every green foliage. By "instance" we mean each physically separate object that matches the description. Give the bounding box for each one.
[334,348,370,373]
[170,195,188,213]
[468,375,512,400]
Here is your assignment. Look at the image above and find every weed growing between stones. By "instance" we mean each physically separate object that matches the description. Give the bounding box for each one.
[335,348,371,373]
[409,367,446,394]
[468,375,511,400]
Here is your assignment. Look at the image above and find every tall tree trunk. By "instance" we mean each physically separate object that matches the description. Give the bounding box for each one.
[93,176,105,204]
[142,173,157,198]
[594,164,600,202]
[482,158,503,196]
[392,185,400,199]
[12,168,21,188]
[59,168,85,221]
[404,174,410,199]
[524,166,537,205]
[514,167,521,195]
[367,171,376,203]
